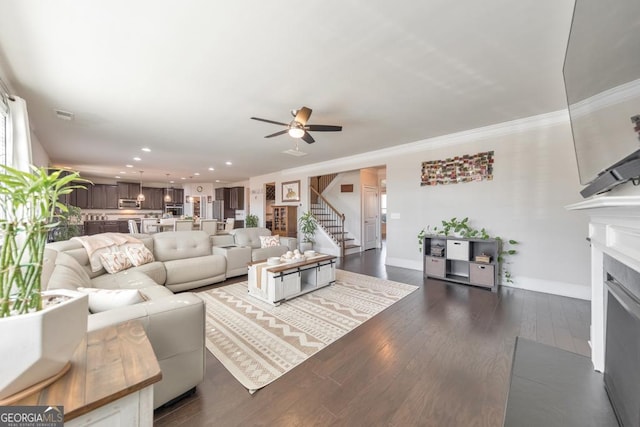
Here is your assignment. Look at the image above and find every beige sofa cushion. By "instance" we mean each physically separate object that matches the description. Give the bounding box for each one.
[153,231,213,261]
[232,227,272,249]
[46,252,92,291]
[163,255,224,287]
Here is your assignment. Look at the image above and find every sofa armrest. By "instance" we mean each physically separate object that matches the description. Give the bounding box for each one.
[279,237,298,251]
[87,292,206,408]
[88,293,205,359]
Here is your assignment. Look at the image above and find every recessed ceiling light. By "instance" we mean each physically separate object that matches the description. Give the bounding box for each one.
[115,176,121,179]
[208,167,214,171]
[181,177,186,180]
[141,147,151,152]
[215,179,220,182]
[170,180,175,184]
[133,157,141,161]
[225,161,232,166]
[126,164,133,168]
[194,172,200,176]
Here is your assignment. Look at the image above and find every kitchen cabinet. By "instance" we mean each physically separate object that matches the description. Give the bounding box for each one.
[142,187,164,210]
[90,185,106,209]
[163,188,184,206]
[69,186,91,209]
[230,186,244,210]
[90,184,118,209]
[117,182,140,199]
[215,187,229,201]
[104,185,118,209]
[84,220,128,235]
[174,189,184,205]
[94,185,117,209]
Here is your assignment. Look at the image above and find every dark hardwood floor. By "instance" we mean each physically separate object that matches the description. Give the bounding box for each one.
[154,244,591,427]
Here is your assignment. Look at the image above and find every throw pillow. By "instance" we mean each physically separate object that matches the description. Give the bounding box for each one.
[124,244,155,267]
[259,235,280,248]
[77,287,145,313]
[99,250,132,274]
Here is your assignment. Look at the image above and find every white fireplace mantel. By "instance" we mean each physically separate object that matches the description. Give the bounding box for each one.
[567,195,640,372]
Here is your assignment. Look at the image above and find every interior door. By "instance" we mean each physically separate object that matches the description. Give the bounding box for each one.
[363,185,379,250]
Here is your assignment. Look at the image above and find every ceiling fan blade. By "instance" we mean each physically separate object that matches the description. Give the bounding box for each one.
[301,132,315,144]
[250,117,289,126]
[294,107,312,126]
[264,130,289,138]
[305,124,342,132]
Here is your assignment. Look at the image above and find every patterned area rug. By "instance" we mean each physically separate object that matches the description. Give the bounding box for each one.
[199,269,418,393]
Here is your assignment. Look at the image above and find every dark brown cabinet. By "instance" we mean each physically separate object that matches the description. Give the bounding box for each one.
[141,187,164,210]
[90,185,106,209]
[117,182,140,199]
[163,188,184,206]
[230,186,244,210]
[69,186,90,209]
[88,184,118,209]
[84,220,129,235]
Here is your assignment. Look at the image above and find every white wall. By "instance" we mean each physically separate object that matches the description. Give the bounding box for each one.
[249,111,592,300]
[386,117,590,299]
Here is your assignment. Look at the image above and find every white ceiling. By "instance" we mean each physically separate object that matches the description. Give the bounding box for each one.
[0,0,575,184]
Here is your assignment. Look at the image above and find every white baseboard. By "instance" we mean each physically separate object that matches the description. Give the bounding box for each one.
[385,258,590,300]
[385,257,423,271]
[502,276,591,301]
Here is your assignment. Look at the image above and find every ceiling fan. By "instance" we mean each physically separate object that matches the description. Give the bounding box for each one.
[250,106,342,144]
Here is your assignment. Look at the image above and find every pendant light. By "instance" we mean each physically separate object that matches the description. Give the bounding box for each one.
[164,174,171,203]
[137,171,145,202]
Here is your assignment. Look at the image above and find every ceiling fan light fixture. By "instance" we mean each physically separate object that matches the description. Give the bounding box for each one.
[288,127,305,138]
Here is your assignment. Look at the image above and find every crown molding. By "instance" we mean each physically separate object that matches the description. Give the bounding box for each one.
[282,109,570,176]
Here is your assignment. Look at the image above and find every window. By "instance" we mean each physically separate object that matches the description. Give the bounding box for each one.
[380,193,387,224]
[0,113,6,167]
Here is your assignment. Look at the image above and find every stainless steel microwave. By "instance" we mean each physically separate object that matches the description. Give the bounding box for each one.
[118,198,141,209]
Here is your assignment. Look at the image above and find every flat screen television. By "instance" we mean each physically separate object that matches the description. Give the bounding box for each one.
[563,0,640,198]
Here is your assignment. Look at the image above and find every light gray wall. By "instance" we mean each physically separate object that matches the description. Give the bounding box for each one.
[386,119,590,299]
[250,111,591,300]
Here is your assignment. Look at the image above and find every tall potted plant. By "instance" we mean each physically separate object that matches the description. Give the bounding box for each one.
[298,211,318,252]
[0,165,90,400]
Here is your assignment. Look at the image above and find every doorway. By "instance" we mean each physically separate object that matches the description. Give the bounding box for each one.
[265,183,275,233]
[363,185,379,250]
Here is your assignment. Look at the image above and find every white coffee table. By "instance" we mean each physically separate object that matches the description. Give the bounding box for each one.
[247,254,336,305]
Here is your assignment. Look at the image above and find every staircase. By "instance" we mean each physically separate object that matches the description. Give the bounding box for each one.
[310,187,360,257]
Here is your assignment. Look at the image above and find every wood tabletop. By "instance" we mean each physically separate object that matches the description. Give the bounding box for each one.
[249,254,336,273]
[12,320,162,421]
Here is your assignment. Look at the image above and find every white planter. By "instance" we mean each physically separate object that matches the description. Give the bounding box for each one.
[0,289,88,400]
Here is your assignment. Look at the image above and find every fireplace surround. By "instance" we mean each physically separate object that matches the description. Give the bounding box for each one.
[568,195,640,426]
[604,254,640,426]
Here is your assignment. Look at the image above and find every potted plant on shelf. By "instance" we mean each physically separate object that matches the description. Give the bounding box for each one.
[245,213,259,228]
[298,211,318,252]
[0,165,90,401]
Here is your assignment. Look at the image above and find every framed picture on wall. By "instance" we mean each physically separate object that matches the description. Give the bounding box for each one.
[281,180,300,202]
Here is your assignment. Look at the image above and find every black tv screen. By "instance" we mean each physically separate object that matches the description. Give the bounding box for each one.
[563,0,640,196]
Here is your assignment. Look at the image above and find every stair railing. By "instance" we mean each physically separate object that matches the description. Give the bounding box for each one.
[310,187,346,257]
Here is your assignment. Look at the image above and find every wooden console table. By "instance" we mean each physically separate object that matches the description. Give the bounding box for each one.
[248,254,336,305]
[12,320,162,426]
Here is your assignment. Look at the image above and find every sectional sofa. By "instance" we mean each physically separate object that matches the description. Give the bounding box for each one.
[42,230,227,408]
[211,227,298,277]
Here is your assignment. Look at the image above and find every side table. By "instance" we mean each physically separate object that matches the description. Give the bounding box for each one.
[12,320,162,427]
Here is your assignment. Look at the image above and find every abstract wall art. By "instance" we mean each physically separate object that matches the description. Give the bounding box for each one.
[421,151,494,186]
